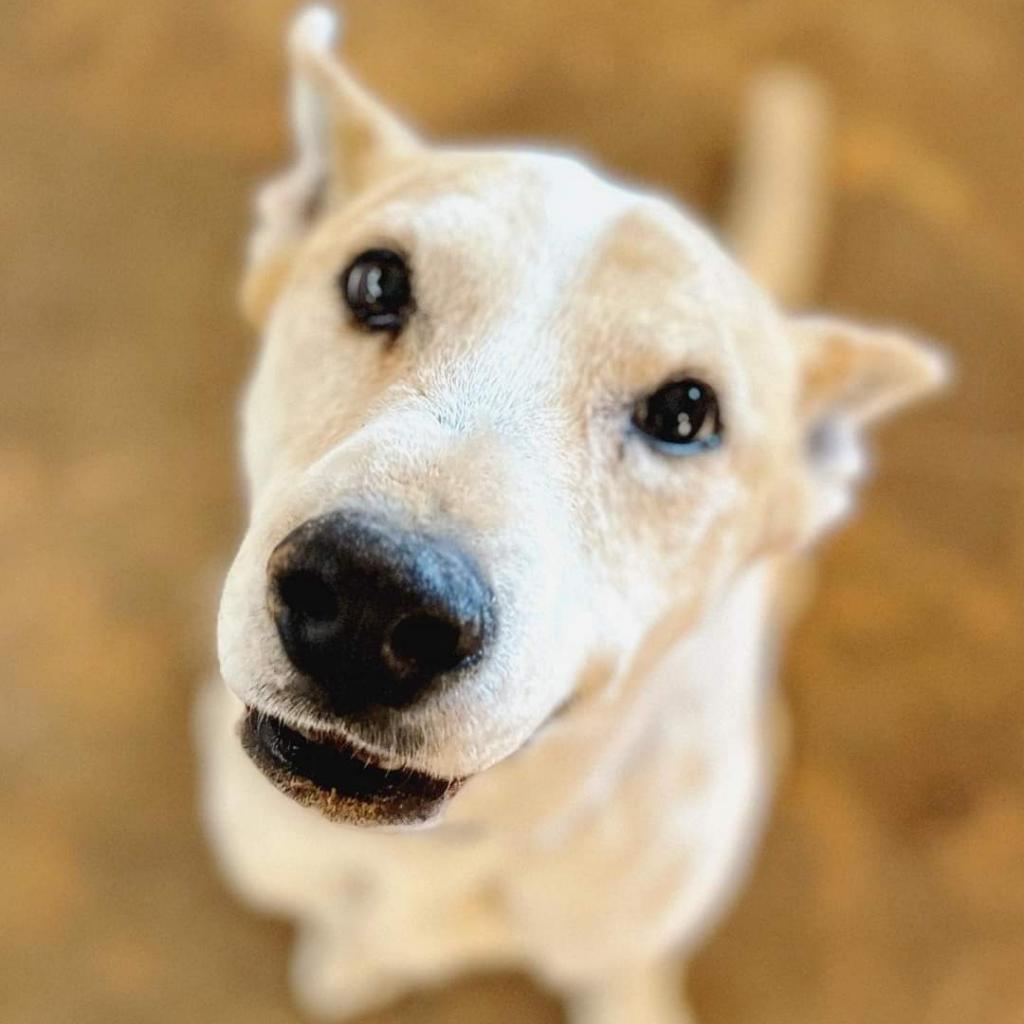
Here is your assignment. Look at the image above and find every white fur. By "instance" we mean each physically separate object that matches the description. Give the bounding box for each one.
[200,560,775,1021]
[199,8,946,1022]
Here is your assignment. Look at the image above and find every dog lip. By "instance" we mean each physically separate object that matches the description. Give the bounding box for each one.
[239,708,463,826]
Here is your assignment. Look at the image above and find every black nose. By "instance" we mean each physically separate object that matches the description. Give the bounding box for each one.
[267,511,494,713]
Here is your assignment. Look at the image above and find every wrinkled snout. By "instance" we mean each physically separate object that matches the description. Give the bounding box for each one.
[267,511,495,714]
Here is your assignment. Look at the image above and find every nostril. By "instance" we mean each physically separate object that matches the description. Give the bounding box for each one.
[383,612,470,680]
[276,569,338,623]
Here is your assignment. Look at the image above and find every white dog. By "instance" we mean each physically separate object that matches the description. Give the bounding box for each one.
[198,8,945,1022]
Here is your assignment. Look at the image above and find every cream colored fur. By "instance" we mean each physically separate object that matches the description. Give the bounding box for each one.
[198,8,946,1021]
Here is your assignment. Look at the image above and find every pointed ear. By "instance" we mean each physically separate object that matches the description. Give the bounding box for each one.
[791,315,950,541]
[242,6,422,325]
[794,314,949,426]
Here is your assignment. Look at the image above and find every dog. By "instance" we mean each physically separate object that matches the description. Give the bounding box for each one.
[197,8,946,1022]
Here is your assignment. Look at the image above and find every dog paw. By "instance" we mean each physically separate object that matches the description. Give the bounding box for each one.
[290,926,406,1020]
[565,964,696,1024]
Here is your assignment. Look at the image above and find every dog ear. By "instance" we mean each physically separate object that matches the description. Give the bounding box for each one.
[242,6,422,325]
[792,314,949,539]
[794,315,948,426]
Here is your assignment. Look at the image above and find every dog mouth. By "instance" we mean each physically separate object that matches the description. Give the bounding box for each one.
[240,708,463,826]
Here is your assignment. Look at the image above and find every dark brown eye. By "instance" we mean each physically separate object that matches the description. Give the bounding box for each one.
[340,248,413,333]
[632,378,723,453]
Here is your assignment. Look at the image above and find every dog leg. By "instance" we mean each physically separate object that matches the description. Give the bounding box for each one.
[566,959,695,1024]
[290,920,410,1021]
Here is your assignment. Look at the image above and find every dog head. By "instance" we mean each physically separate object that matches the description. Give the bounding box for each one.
[218,8,946,827]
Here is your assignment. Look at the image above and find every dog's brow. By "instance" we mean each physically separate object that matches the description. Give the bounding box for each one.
[584,207,701,289]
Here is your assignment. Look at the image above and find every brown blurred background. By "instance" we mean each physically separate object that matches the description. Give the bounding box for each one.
[2,1,1023,1022]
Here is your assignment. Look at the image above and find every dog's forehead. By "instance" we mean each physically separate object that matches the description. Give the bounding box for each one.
[277,148,792,444]
[354,150,728,290]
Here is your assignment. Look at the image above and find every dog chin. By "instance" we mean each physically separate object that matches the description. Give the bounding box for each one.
[239,708,464,827]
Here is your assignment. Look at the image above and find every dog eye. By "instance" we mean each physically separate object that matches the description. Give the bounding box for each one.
[632,378,723,453]
[340,248,414,333]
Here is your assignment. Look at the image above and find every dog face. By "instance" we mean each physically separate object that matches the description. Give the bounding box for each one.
[217,9,944,826]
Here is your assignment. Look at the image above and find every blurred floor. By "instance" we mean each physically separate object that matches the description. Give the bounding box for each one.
[2,2,1023,1022]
